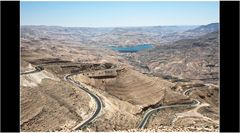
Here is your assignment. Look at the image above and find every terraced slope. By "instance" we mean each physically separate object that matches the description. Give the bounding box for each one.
[74,67,190,108]
[104,68,172,106]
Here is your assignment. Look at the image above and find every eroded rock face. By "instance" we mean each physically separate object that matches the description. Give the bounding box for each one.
[163,88,191,105]
[20,78,96,132]
[72,67,189,108]
[20,70,60,87]
[128,31,219,85]
[20,62,96,132]
[20,24,219,131]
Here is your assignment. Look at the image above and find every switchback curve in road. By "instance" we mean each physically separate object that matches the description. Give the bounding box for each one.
[64,74,103,130]
[138,86,201,129]
[138,99,200,129]
[21,64,103,131]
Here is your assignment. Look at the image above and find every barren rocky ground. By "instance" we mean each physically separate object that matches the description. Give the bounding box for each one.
[20,23,219,132]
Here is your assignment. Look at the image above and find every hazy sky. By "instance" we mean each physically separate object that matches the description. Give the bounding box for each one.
[21,1,219,27]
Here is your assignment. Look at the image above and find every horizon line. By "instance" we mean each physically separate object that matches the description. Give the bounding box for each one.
[21,22,219,28]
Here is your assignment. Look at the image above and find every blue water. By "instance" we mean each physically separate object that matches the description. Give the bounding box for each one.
[111,44,154,53]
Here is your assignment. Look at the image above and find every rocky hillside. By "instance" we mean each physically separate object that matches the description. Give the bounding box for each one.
[73,67,190,108]
[128,31,219,85]
[21,24,220,47]
[185,23,219,34]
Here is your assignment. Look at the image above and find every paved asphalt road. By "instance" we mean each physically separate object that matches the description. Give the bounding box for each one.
[21,64,201,130]
[138,87,201,129]
[20,65,44,75]
[64,74,103,130]
[21,64,103,131]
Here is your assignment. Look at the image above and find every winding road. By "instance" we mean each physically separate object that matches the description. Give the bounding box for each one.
[183,87,197,96]
[21,63,207,130]
[138,99,200,129]
[138,87,201,129]
[20,65,44,75]
[64,74,102,130]
[21,64,103,130]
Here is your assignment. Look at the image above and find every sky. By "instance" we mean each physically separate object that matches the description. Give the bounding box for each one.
[20,1,219,27]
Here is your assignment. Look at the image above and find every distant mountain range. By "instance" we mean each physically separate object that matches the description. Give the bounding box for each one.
[21,23,219,47]
[185,23,219,33]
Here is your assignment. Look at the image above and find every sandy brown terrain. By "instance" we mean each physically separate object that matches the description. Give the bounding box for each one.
[20,24,219,132]
[20,64,96,131]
